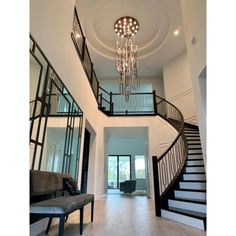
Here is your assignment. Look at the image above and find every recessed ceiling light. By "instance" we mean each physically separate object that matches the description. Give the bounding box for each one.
[173,29,180,36]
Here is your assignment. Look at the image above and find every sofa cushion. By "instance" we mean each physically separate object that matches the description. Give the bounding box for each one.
[30,194,94,215]
[30,170,71,197]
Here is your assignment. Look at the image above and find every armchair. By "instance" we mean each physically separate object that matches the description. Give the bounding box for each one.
[120,180,136,193]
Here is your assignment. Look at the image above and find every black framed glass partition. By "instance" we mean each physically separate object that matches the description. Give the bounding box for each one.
[29,35,83,180]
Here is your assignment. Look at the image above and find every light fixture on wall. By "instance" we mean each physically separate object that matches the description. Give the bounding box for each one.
[114,16,140,101]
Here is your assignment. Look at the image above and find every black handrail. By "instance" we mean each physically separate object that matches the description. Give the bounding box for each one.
[99,86,110,95]
[152,95,187,216]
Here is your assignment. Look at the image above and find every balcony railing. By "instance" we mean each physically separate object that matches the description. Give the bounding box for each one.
[71,7,99,99]
[97,86,158,115]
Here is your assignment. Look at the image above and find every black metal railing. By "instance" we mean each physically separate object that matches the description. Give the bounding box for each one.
[98,86,158,115]
[71,7,85,60]
[152,96,187,216]
[98,86,113,114]
[71,7,99,100]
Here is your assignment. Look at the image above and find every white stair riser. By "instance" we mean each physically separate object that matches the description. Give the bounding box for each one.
[187,160,204,166]
[183,174,206,181]
[187,140,201,144]
[179,182,206,190]
[188,149,202,154]
[168,200,206,213]
[185,132,200,135]
[188,154,203,160]
[188,145,201,149]
[185,166,205,173]
[186,136,200,140]
[161,209,205,230]
[185,133,200,136]
[175,190,206,201]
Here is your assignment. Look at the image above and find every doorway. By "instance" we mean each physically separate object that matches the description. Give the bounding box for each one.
[107,155,131,190]
[81,128,91,193]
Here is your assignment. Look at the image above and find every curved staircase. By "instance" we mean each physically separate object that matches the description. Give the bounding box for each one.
[160,124,206,230]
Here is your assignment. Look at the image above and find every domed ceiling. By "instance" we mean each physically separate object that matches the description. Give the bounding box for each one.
[76,0,186,80]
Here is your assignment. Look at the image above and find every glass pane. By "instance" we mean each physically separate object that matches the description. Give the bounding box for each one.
[29,142,35,169]
[30,38,34,51]
[135,155,145,178]
[31,145,42,170]
[30,54,41,102]
[34,47,48,97]
[68,120,80,180]
[119,156,130,184]
[41,126,67,173]
[49,82,70,115]
[108,156,118,189]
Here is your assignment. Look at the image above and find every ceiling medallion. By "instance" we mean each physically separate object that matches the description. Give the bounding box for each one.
[114,16,140,101]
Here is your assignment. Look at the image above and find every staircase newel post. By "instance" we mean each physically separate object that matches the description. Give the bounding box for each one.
[100,93,103,108]
[152,156,161,216]
[110,92,113,114]
[81,37,85,60]
[153,90,158,114]
[90,64,94,85]
[96,82,100,101]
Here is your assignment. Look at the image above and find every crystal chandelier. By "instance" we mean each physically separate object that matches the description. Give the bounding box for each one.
[114,16,140,101]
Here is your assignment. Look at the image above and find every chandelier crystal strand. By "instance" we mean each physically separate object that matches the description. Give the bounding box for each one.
[114,17,140,101]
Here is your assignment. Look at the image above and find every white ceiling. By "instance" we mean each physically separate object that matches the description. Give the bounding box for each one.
[76,0,186,80]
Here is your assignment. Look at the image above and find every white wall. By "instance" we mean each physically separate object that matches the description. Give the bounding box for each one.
[163,52,197,124]
[180,0,206,164]
[94,116,177,198]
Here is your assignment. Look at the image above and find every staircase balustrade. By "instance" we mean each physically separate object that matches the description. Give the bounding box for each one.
[152,96,187,216]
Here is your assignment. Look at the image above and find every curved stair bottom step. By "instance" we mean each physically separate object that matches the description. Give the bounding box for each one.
[161,209,205,230]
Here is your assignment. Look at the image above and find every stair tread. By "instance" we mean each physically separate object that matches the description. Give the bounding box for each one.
[184,129,199,131]
[175,189,206,192]
[183,172,206,175]
[186,138,201,141]
[169,197,207,205]
[185,165,205,167]
[167,207,206,219]
[187,159,204,161]
[185,131,199,133]
[180,180,206,183]
[188,153,203,155]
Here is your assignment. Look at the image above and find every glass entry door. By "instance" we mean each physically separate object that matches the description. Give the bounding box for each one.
[107,155,131,190]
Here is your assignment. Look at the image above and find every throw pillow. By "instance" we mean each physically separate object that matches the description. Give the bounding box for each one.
[63,178,81,196]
